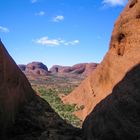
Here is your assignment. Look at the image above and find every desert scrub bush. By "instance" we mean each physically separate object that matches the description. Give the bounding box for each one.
[76,105,85,111]
[57,86,75,95]
[37,87,82,127]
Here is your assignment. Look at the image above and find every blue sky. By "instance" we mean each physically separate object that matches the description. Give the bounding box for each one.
[0,0,127,68]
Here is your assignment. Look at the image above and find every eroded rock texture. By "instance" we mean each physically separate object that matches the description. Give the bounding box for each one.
[83,63,140,140]
[62,0,140,120]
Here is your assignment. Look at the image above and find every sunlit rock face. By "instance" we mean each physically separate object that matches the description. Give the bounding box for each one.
[83,63,140,140]
[82,1,140,139]
[62,0,140,121]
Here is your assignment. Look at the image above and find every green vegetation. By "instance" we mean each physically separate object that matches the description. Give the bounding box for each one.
[37,87,82,127]
[53,86,75,95]
[30,74,83,127]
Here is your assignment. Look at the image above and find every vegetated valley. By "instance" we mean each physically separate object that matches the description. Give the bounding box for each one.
[18,62,98,127]
[1,0,140,140]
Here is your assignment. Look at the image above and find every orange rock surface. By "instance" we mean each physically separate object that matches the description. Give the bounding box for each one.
[63,0,140,120]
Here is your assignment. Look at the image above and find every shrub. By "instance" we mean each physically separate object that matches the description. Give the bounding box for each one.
[37,87,82,127]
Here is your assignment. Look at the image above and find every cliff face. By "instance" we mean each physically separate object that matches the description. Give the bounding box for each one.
[82,1,140,139]
[62,0,140,120]
[0,41,34,135]
[83,63,140,140]
[0,41,81,140]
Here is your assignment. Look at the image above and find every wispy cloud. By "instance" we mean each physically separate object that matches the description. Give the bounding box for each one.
[52,15,64,22]
[0,26,9,33]
[31,0,38,4]
[35,37,60,46]
[34,36,79,47]
[102,0,127,7]
[35,11,45,16]
[64,40,80,46]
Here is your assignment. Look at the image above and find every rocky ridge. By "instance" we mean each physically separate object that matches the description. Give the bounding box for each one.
[49,63,98,76]
[62,0,140,121]
[19,62,98,77]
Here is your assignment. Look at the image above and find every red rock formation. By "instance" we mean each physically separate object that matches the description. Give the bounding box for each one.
[0,40,34,135]
[25,62,49,76]
[49,65,62,73]
[62,0,140,120]
[18,64,26,71]
[0,41,81,140]
[83,63,98,76]
[49,63,98,76]
[83,63,140,140]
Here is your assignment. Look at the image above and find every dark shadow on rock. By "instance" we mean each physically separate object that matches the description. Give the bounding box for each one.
[83,63,140,140]
[0,41,82,140]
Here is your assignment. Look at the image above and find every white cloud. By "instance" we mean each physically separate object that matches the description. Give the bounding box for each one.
[102,0,127,6]
[31,0,37,3]
[64,40,80,46]
[35,11,45,16]
[34,36,79,47]
[35,37,60,46]
[0,26,9,33]
[52,15,64,22]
